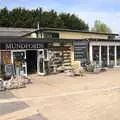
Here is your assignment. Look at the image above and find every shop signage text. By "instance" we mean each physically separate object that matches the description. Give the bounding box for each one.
[5,43,44,50]
[74,40,88,61]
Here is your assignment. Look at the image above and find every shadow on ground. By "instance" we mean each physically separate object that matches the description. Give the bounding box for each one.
[0,91,46,120]
[18,113,47,120]
[0,101,29,116]
[0,91,29,116]
[0,91,16,99]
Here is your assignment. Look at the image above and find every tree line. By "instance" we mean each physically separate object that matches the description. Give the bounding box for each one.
[0,7,112,33]
[0,7,89,31]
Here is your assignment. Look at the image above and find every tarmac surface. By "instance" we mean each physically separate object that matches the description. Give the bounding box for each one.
[0,68,120,120]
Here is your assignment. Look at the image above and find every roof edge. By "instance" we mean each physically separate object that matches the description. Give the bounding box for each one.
[38,27,118,36]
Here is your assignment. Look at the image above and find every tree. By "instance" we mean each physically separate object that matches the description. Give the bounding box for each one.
[9,8,34,28]
[0,7,89,31]
[59,13,88,31]
[0,7,10,27]
[91,20,112,33]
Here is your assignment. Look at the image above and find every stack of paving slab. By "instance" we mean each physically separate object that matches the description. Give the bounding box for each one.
[0,76,32,91]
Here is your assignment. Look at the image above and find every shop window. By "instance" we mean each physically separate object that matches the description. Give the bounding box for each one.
[44,32,59,39]
[92,46,99,65]
[13,52,26,76]
[1,51,11,64]
[44,49,48,60]
[117,46,120,66]
[37,31,43,38]
[109,46,114,66]
[108,35,115,40]
[0,51,11,79]
[101,46,107,67]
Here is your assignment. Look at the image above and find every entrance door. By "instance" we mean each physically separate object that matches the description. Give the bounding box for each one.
[37,50,45,75]
[26,50,37,74]
[12,50,27,76]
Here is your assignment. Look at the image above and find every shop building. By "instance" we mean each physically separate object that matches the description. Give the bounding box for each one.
[0,27,120,78]
[24,27,120,68]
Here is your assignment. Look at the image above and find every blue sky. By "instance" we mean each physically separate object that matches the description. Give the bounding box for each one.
[0,0,120,33]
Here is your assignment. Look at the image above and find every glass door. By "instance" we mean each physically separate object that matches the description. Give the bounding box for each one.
[12,50,27,76]
[37,50,45,75]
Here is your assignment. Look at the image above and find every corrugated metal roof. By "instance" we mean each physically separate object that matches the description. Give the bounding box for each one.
[0,27,36,36]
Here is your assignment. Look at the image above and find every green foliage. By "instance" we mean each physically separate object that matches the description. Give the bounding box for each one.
[59,13,88,30]
[0,7,89,31]
[0,7,10,27]
[91,20,112,33]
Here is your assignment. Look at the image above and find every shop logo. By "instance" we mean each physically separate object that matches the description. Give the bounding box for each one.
[6,43,44,49]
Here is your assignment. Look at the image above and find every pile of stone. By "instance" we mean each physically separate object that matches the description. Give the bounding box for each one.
[0,78,5,91]
[0,76,32,91]
[65,67,84,77]
[85,64,102,73]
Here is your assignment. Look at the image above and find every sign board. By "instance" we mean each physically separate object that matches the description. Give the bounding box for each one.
[4,64,14,77]
[0,43,44,50]
[74,40,88,61]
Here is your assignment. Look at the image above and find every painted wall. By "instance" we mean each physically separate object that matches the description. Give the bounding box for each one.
[25,33,37,38]
[25,30,109,39]
[59,31,108,39]
[42,30,108,39]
